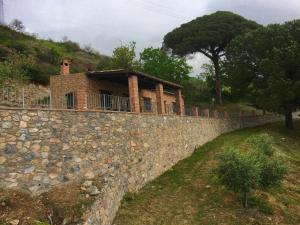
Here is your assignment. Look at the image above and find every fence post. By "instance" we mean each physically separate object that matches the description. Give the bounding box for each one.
[49,90,52,109]
[224,111,229,119]
[204,109,210,118]
[22,87,25,109]
[191,106,199,117]
[117,96,121,111]
[213,110,219,118]
[240,110,244,118]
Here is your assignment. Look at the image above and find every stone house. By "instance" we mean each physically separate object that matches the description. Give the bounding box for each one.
[50,59,185,115]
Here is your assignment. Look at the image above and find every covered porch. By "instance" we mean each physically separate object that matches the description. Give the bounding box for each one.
[75,70,185,115]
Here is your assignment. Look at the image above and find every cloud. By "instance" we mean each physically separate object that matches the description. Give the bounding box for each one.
[205,0,300,25]
[3,0,300,75]
[4,0,204,55]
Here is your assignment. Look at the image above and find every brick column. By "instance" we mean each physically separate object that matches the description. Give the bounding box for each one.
[76,89,87,110]
[240,111,244,118]
[204,109,210,118]
[224,111,229,119]
[156,83,165,114]
[213,110,219,118]
[191,106,199,117]
[176,89,184,116]
[128,75,140,113]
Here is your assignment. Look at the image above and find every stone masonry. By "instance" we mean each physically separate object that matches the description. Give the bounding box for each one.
[0,109,281,225]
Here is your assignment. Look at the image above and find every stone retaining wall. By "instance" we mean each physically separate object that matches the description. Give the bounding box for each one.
[0,110,281,224]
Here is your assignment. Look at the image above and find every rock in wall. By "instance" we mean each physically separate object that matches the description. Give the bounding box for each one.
[0,109,281,224]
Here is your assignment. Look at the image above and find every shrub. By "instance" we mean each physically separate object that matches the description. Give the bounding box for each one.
[215,148,261,208]
[260,157,287,188]
[63,40,81,52]
[247,134,287,188]
[216,143,288,208]
[247,133,274,156]
[248,196,274,215]
[0,54,33,85]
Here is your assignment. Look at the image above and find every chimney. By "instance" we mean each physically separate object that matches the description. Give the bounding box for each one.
[60,59,70,75]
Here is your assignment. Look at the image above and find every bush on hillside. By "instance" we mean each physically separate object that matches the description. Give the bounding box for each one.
[247,133,274,156]
[260,157,287,188]
[36,47,61,65]
[216,135,288,208]
[215,148,260,208]
[62,40,81,52]
[0,54,33,85]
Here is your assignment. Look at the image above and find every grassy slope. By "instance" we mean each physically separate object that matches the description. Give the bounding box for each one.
[114,121,300,225]
[0,25,111,84]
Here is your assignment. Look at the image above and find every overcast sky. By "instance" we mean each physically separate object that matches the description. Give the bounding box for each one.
[3,0,300,75]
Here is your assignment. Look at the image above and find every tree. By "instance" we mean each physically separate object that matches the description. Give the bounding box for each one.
[216,148,261,208]
[9,19,25,32]
[216,134,287,208]
[111,42,141,70]
[62,36,69,43]
[139,47,191,84]
[181,77,213,105]
[226,21,300,129]
[84,45,99,55]
[163,11,259,105]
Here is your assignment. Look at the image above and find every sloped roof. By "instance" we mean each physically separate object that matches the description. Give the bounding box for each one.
[87,69,182,89]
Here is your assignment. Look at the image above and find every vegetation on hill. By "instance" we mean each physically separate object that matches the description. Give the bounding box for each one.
[216,134,287,208]
[114,121,300,225]
[0,24,111,85]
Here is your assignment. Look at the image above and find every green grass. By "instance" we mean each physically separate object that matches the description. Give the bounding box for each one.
[33,221,50,225]
[113,121,300,225]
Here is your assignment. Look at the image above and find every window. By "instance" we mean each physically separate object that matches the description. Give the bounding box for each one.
[172,102,177,113]
[143,97,152,112]
[100,90,113,109]
[65,92,75,109]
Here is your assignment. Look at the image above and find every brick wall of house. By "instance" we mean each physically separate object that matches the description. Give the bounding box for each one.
[140,89,157,101]
[50,73,89,109]
[88,78,129,96]
[50,73,183,114]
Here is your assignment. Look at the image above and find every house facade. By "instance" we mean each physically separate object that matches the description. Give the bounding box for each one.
[50,59,185,115]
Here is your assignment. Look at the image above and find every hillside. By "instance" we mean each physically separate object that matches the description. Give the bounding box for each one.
[0,25,111,84]
[114,121,300,225]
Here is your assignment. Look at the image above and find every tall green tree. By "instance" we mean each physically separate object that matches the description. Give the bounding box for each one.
[226,21,300,129]
[163,11,259,105]
[139,47,191,84]
[111,41,141,70]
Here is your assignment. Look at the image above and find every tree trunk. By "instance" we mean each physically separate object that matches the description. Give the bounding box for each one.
[212,58,222,105]
[285,108,294,129]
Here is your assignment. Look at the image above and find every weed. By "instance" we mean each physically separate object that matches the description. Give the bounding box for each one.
[33,221,50,225]
[248,196,274,215]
